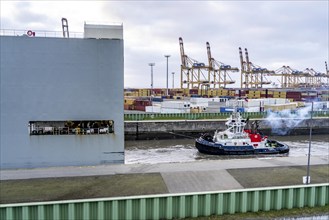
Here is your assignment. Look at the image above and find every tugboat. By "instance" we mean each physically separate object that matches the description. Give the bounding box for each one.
[195,109,289,155]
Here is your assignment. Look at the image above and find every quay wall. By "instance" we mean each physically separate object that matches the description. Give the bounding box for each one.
[124,118,329,140]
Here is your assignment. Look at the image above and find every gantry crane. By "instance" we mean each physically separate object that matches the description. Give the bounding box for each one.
[206,42,238,88]
[239,47,273,88]
[179,37,210,89]
[274,65,328,88]
[274,66,307,88]
[303,68,327,88]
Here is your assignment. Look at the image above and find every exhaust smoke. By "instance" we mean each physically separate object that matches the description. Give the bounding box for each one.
[265,105,312,135]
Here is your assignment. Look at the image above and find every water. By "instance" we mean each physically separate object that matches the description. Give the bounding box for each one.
[125,134,329,164]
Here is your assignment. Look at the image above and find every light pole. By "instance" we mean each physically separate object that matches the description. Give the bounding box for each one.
[149,63,155,111]
[165,55,170,96]
[172,72,175,88]
[306,101,314,185]
[149,63,155,95]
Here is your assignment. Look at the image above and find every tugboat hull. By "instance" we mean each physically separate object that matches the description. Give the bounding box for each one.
[195,137,289,155]
[194,107,289,156]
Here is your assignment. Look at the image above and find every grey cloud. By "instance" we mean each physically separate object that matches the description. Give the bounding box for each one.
[103,1,329,87]
[3,2,58,30]
[4,1,326,88]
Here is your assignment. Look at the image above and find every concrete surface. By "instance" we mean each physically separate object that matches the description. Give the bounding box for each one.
[161,170,243,193]
[1,155,328,193]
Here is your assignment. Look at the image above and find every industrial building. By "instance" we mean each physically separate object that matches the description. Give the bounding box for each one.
[0,22,124,168]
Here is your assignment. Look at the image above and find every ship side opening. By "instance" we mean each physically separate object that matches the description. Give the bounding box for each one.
[28,120,114,135]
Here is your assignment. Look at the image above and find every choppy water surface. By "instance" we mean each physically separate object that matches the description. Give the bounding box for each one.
[125,135,329,164]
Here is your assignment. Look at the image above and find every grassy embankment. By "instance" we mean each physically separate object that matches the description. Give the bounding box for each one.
[1,165,328,204]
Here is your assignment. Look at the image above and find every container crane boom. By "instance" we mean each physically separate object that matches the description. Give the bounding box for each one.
[206,42,213,70]
[239,47,245,88]
[240,48,272,88]
[179,37,209,89]
[205,42,238,88]
[244,48,251,73]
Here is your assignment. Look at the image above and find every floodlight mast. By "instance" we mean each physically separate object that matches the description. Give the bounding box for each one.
[165,55,170,96]
[149,63,155,108]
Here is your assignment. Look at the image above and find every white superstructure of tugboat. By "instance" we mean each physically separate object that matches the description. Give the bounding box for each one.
[195,108,289,155]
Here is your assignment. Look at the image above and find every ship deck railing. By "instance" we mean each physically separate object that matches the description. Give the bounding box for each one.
[0,29,83,38]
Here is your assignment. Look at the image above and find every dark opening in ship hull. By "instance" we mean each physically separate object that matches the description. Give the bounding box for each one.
[195,137,289,155]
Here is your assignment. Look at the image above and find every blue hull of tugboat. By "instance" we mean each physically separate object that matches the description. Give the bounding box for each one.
[195,137,289,155]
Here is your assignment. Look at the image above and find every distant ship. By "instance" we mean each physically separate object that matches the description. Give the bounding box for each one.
[195,108,289,155]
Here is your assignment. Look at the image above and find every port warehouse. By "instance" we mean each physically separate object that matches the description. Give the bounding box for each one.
[1,184,328,220]
[0,24,124,169]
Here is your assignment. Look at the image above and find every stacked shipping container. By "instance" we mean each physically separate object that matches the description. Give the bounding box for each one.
[124,88,326,111]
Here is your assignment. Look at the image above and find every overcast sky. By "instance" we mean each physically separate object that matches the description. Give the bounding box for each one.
[1,1,328,88]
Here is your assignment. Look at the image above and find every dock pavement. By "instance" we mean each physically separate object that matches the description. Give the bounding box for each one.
[1,155,328,193]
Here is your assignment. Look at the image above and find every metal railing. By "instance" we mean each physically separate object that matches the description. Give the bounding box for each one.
[124,111,329,121]
[0,184,328,220]
[0,29,83,38]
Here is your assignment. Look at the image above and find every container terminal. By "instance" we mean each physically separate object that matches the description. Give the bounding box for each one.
[1,20,328,220]
[124,37,328,113]
[1,19,328,170]
[124,88,329,113]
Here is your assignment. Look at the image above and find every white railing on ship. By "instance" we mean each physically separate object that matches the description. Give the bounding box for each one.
[0,29,83,38]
